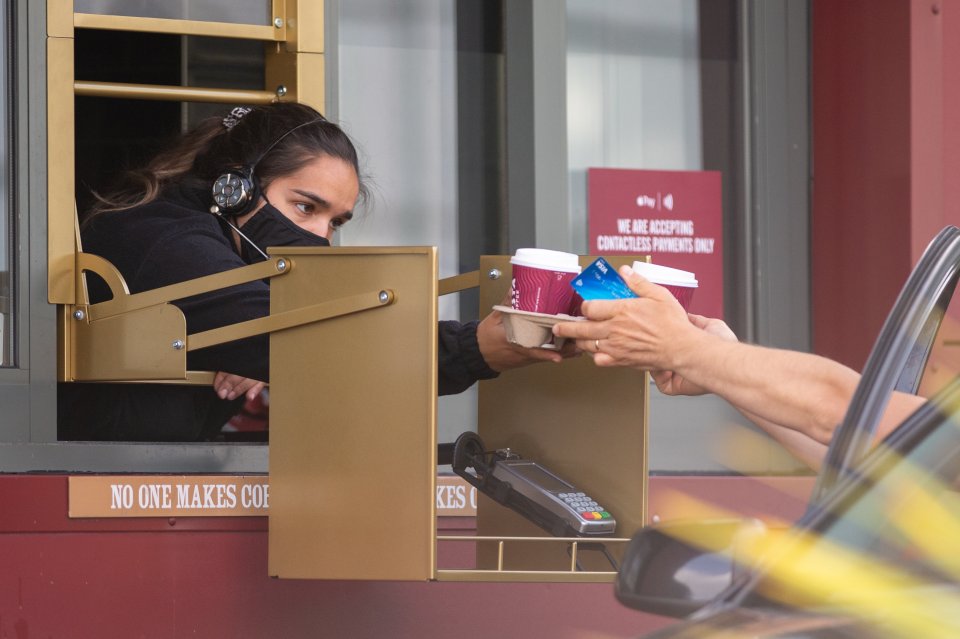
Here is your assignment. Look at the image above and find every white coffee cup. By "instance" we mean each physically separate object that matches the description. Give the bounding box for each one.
[631,261,698,310]
[510,248,581,273]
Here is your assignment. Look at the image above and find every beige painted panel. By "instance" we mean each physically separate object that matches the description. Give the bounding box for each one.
[265,50,325,111]
[476,255,649,573]
[48,0,74,37]
[72,303,188,381]
[268,247,438,580]
[73,13,279,39]
[284,0,324,53]
[47,36,75,304]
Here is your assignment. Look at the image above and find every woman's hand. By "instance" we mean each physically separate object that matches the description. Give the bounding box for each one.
[213,372,266,402]
[476,305,580,372]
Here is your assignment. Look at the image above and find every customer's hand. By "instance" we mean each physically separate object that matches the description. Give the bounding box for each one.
[652,313,737,396]
[213,372,266,402]
[552,265,695,371]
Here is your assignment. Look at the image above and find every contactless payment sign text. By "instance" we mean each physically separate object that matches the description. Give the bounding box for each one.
[588,168,724,319]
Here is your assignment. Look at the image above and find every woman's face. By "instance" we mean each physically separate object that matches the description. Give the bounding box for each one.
[250,154,360,240]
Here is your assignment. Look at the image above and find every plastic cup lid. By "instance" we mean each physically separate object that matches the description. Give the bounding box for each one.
[510,248,581,273]
[631,261,698,287]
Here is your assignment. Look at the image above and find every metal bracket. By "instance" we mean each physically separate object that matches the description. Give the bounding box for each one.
[189,289,395,351]
[76,252,292,321]
[438,270,480,296]
[68,250,394,381]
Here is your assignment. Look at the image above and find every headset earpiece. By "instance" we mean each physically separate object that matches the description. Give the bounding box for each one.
[211,169,258,216]
[211,113,325,216]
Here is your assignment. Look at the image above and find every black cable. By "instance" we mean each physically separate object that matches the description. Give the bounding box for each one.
[567,542,618,572]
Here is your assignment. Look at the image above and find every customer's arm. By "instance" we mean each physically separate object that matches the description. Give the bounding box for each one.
[732,390,923,470]
[553,265,925,455]
[649,315,830,468]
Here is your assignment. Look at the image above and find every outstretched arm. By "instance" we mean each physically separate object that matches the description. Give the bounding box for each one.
[649,315,830,468]
[553,264,924,462]
[437,307,579,396]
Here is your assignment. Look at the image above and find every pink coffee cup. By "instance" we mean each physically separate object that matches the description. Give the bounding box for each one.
[568,292,585,317]
[631,261,698,311]
[510,249,581,315]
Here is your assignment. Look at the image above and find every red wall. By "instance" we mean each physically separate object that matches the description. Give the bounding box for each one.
[0,476,657,639]
[812,0,960,371]
[811,0,913,370]
[944,3,960,226]
[0,475,813,639]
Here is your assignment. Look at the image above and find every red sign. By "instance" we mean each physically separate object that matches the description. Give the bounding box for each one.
[588,168,724,319]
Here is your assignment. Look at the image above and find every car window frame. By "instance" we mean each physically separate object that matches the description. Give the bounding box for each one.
[716,373,960,614]
[689,225,960,614]
[813,225,960,502]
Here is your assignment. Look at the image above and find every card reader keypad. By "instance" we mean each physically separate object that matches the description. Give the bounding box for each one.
[558,492,612,521]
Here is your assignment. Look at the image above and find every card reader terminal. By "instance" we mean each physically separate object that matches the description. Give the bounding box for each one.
[491,458,616,535]
[451,431,616,537]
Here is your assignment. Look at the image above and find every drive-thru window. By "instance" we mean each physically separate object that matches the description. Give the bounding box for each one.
[1,2,846,636]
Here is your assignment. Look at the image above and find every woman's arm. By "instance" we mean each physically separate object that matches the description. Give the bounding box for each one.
[438,307,580,396]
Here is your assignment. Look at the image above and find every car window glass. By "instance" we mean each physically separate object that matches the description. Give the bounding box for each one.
[920,291,960,398]
[754,402,960,609]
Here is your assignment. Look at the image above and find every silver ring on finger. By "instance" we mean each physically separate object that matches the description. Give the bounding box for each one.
[595,339,601,353]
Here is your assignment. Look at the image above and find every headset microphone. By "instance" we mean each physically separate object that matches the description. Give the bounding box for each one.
[209,206,271,260]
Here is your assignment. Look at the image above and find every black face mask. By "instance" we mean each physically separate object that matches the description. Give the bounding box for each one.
[235,201,330,263]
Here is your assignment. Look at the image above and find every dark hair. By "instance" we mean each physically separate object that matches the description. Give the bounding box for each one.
[86,102,367,219]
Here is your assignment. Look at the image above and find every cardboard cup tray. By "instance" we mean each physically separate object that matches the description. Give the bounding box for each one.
[493,305,585,350]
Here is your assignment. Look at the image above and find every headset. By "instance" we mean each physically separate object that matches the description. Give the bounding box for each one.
[210,115,327,217]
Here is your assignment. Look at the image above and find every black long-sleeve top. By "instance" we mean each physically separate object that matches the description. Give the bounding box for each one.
[58,183,497,441]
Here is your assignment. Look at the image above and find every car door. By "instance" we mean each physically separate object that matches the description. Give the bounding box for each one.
[615,224,960,620]
[812,224,960,502]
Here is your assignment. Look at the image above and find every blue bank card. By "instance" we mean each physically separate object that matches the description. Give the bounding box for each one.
[570,258,638,301]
